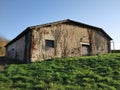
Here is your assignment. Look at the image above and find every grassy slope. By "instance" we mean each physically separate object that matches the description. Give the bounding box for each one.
[0,53,120,90]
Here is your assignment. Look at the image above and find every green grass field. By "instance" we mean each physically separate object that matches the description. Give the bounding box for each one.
[0,53,120,90]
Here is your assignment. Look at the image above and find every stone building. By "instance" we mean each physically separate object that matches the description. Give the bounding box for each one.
[5,19,112,62]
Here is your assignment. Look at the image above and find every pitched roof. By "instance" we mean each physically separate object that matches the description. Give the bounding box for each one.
[30,19,112,40]
[6,19,112,47]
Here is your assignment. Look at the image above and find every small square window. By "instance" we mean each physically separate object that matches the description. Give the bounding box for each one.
[45,40,54,48]
[12,48,14,51]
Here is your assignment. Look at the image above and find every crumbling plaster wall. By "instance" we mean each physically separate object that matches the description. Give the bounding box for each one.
[31,23,90,62]
[5,23,111,62]
[92,30,110,55]
[6,36,25,61]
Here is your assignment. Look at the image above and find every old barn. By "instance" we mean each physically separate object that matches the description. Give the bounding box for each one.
[6,19,112,62]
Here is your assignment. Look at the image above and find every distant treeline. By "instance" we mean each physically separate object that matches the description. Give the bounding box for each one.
[0,35,9,56]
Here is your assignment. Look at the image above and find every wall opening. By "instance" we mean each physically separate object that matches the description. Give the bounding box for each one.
[45,40,54,48]
[12,48,14,51]
[81,44,90,56]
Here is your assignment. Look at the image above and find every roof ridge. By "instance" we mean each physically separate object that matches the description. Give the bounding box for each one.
[29,19,70,28]
[6,19,112,47]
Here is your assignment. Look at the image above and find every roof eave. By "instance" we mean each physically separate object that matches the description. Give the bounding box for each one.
[5,27,31,47]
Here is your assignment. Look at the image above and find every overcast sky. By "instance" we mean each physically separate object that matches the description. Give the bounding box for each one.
[0,0,120,49]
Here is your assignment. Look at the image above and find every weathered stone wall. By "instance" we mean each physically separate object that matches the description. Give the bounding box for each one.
[92,30,110,55]
[30,26,56,62]
[6,36,25,61]
[5,22,111,62]
[31,23,91,62]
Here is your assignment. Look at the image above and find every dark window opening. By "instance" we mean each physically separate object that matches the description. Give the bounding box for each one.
[12,48,14,51]
[45,40,54,48]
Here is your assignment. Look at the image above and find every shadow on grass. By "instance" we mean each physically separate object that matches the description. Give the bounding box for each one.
[0,56,23,67]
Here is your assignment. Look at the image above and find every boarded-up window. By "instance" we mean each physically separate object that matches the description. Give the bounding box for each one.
[45,40,54,48]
